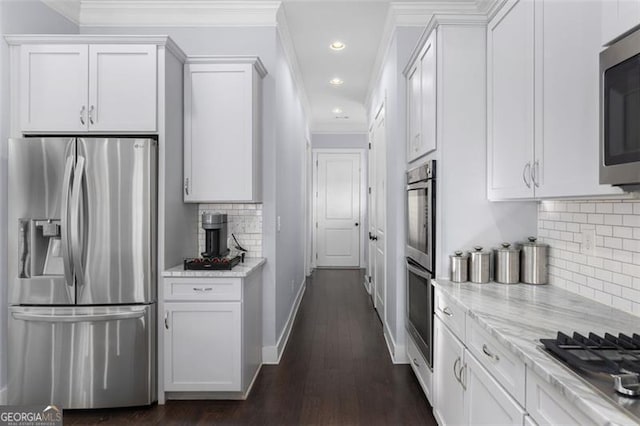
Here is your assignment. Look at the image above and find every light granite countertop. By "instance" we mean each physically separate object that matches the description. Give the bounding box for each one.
[163,257,265,278]
[434,279,640,426]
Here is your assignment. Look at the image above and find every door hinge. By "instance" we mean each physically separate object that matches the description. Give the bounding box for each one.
[368,142,372,150]
[368,187,372,194]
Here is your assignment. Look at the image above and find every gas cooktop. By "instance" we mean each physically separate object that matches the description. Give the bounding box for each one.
[541,331,640,422]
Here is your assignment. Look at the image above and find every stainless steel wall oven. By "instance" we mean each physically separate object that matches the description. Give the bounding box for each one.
[406,160,436,366]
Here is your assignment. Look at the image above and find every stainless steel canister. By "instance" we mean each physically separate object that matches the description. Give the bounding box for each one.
[450,251,469,283]
[520,236,549,285]
[494,243,520,284]
[469,246,491,283]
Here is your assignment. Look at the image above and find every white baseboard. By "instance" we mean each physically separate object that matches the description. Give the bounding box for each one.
[0,386,6,405]
[262,277,306,364]
[362,275,371,294]
[383,322,408,364]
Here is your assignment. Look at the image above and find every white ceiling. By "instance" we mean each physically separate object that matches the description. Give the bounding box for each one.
[41,0,487,133]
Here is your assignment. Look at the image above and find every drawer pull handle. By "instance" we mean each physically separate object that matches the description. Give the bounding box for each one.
[482,344,500,361]
[164,312,169,330]
[412,358,420,368]
[193,287,213,292]
[441,307,453,317]
[459,363,467,391]
[453,357,461,383]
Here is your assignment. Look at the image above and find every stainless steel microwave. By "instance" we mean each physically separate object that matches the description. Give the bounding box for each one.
[600,28,640,190]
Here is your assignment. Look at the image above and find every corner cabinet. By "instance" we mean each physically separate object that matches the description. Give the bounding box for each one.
[9,40,158,133]
[487,0,622,200]
[163,262,263,398]
[406,31,437,163]
[183,57,266,203]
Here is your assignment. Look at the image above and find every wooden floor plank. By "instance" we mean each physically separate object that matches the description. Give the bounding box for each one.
[63,269,436,425]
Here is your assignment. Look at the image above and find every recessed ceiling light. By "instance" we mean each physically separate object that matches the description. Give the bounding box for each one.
[329,78,344,86]
[332,107,343,114]
[330,41,346,51]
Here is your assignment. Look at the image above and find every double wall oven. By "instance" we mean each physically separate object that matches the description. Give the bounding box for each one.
[406,160,436,366]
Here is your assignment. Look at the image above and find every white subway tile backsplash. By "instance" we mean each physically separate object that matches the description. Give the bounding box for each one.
[539,199,640,317]
[197,203,263,258]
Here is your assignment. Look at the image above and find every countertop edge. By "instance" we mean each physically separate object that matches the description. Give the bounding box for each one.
[162,258,266,278]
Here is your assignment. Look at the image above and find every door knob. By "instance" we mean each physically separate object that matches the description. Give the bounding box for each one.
[355,222,359,227]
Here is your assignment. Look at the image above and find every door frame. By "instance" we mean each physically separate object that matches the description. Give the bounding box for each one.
[312,148,367,269]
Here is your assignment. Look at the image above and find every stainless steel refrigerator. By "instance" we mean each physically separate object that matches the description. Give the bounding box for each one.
[7,137,157,409]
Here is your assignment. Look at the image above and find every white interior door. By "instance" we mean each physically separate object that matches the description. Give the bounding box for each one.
[373,106,386,316]
[316,152,361,267]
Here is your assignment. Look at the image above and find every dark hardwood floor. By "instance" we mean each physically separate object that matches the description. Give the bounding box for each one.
[64,268,436,425]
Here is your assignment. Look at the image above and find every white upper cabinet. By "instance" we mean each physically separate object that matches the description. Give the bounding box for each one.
[19,45,89,132]
[487,0,535,200]
[88,45,157,132]
[184,57,266,203]
[406,32,437,163]
[488,0,622,200]
[17,42,157,133]
[602,0,640,46]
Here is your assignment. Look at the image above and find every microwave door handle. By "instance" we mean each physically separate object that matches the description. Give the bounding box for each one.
[406,261,431,280]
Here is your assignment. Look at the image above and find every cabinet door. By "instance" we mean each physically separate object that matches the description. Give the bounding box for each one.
[535,0,622,198]
[419,32,437,158]
[433,317,465,426]
[407,61,422,162]
[487,0,535,200]
[19,45,88,132]
[184,63,255,202]
[88,44,157,132]
[463,351,526,425]
[164,302,241,392]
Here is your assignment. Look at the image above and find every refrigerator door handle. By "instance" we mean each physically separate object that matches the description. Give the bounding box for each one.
[70,156,86,291]
[61,154,75,294]
[11,310,146,323]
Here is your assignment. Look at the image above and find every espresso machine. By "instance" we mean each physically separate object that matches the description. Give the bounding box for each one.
[201,212,229,258]
[184,212,241,270]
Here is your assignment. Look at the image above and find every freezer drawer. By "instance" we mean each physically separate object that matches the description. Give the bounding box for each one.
[8,304,156,409]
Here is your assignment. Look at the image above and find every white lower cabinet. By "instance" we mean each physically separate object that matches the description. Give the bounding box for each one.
[163,267,262,397]
[464,350,526,425]
[165,302,241,391]
[434,317,524,426]
[526,368,596,426]
[434,317,465,426]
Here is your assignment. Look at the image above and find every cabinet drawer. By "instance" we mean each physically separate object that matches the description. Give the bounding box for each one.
[466,318,526,406]
[407,332,433,404]
[526,368,596,426]
[164,277,241,301]
[434,288,466,341]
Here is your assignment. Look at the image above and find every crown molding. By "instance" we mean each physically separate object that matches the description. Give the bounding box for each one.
[79,0,281,27]
[185,55,268,77]
[276,6,312,130]
[41,0,81,26]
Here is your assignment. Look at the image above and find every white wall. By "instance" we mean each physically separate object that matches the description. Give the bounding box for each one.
[0,0,79,395]
[311,133,368,149]
[367,27,423,357]
[81,25,308,355]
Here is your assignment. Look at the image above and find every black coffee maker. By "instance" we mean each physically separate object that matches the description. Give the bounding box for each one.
[201,212,229,258]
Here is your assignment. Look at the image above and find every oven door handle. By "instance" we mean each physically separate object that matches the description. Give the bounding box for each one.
[406,260,431,280]
[407,181,430,191]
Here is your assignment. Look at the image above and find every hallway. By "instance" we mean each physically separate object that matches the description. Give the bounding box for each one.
[64,269,437,425]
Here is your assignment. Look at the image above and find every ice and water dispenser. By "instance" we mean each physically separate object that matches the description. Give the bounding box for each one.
[18,218,64,278]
